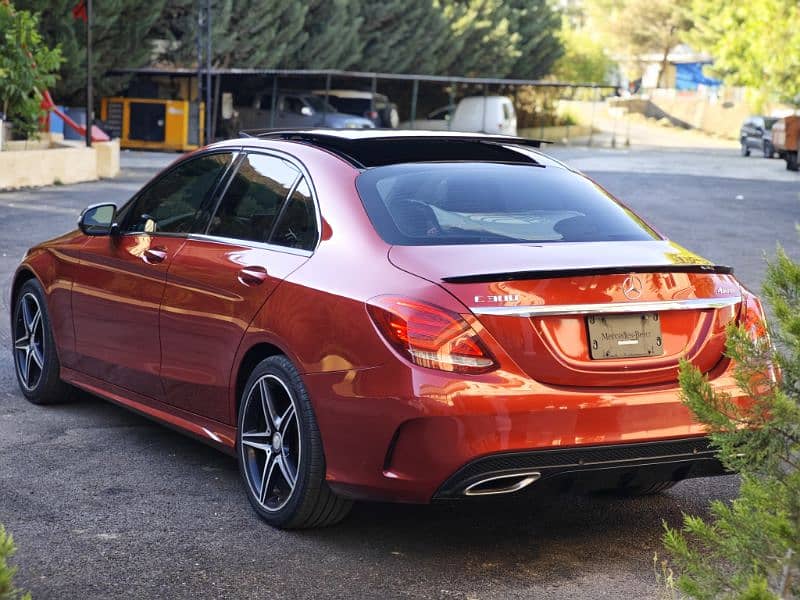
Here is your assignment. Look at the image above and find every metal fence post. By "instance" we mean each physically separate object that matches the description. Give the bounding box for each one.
[588,85,599,147]
[448,84,455,131]
[410,79,419,129]
[269,76,278,128]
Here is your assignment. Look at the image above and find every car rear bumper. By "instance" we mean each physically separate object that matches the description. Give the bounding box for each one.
[432,437,725,499]
[303,361,738,504]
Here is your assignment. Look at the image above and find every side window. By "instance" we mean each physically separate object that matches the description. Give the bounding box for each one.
[270,178,317,251]
[120,153,231,234]
[502,102,512,120]
[284,96,304,114]
[208,153,299,243]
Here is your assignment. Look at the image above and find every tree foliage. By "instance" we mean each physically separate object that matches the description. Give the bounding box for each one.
[0,524,30,600]
[551,20,614,84]
[19,0,563,104]
[584,0,692,84]
[14,0,165,104]
[688,0,800,104]
[0,1,62,139]
[664,247,800,598]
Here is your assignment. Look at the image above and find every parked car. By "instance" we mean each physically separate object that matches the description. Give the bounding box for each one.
[402,96,517,135]
[11,130,767,529]
[238,91,374,130]
[739,115,779,158]
[771,115,800,171]
[313,90,399,128]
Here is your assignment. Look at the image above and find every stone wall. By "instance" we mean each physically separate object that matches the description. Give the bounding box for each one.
[0,139,120,189]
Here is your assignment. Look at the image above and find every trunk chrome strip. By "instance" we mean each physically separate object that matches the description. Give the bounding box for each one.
[470,296,741,317]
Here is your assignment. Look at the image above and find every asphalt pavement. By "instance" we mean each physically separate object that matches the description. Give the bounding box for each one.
[0,146,798,599]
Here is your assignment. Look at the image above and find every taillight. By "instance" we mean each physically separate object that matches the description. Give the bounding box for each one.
[739,289,768,340]
[367,296,496,374]
[366,111,379,120]
[738,288,779,383]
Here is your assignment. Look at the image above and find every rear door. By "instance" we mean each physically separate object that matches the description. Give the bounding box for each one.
[159,151,318,422]
[72,152,233,399]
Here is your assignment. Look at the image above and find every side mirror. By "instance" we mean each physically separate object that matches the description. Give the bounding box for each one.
[78,203,117,236]
[300,106,314,117]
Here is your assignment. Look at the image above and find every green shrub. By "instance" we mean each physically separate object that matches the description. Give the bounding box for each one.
[0,2,62,140]
[664,247,800,598]
[0,524,31,600]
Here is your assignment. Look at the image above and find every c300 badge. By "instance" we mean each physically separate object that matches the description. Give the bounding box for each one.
[473,294,520,303]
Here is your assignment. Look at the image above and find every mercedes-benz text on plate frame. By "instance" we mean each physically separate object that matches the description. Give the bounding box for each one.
[9,129,769,529]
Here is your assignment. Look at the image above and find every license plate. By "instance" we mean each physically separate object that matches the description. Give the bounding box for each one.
[586,312,664,359]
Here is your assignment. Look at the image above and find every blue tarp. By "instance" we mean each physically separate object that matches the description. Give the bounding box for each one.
[675,62,721,90]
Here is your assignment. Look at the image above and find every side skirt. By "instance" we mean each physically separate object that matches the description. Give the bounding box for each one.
[61,366,237,456]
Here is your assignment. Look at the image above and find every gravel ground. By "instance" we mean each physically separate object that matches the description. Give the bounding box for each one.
[0,146,798,599]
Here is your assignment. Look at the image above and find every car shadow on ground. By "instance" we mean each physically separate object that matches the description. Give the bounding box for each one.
[59,392,736,557]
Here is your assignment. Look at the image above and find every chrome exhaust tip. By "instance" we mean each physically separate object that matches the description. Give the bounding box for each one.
[463,471,541,496]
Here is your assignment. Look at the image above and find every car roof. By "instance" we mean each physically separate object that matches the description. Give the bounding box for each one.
[216,129,558,169]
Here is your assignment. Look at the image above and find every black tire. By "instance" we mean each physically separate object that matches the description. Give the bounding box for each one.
[763,141,775,158]
[11,279,73,404]
[616,480,678,496]
[787,151,798,171]
[740,140,750,156]
[236,355,352,529]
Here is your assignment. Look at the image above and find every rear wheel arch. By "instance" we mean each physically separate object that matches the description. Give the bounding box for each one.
[234,342,286,417]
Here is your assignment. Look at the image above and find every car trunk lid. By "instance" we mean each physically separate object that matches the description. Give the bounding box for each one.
[389,241,741,387]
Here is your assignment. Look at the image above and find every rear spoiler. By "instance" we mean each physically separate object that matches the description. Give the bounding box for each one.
[441,264,733,284]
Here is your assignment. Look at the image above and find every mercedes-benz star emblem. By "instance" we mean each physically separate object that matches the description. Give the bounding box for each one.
[622,275,643,300]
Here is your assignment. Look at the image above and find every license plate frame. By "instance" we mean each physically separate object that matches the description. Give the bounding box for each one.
[586,312,664,360]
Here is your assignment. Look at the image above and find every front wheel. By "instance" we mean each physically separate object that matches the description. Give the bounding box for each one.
[12,279,73,404]
[237,355,352,529]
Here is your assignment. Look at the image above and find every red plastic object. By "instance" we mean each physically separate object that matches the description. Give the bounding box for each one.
[40,90,109,142]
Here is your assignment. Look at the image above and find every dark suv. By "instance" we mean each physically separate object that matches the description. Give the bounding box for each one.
[314,90,399,128]
[740,116,779,158]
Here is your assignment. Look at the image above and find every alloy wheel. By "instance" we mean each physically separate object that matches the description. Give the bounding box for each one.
[14,292,45,391]
[240,374,301,512]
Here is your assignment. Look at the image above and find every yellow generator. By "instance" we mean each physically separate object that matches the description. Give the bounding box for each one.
[101,97,205,152]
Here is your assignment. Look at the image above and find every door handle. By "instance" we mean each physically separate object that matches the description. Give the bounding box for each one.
[142,247,168,264]
[238,266,269,286]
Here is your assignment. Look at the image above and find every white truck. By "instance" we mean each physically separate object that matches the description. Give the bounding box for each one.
[400,96,517,136]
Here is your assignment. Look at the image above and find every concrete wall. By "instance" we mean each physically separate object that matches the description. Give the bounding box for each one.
[519,125,593,144]
[609,95,751,140]
[0,139,120,190]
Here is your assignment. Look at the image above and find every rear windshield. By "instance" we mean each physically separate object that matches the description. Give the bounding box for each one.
[355,163,660,246]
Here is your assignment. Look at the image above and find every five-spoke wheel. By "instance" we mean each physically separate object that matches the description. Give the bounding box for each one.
[240,374,301,512]
[14,291,45,392]
[237,355,352,528]
[11,279,72,404]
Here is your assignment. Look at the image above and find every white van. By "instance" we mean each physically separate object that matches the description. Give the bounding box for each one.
[400,96,517,135]
[451,96,517,135]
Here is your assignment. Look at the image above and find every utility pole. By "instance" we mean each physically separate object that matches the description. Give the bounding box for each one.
[205,0,212,144]
[85,0,93,147]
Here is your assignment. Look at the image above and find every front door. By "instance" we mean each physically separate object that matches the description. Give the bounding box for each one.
[72,151,234,400]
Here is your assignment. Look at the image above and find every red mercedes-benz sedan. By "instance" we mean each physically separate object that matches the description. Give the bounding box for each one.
[10,130,766,528]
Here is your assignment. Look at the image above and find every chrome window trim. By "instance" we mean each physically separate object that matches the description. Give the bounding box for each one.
[470,296,741,317]
[186,233,313,257]
[241,145,323,252]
